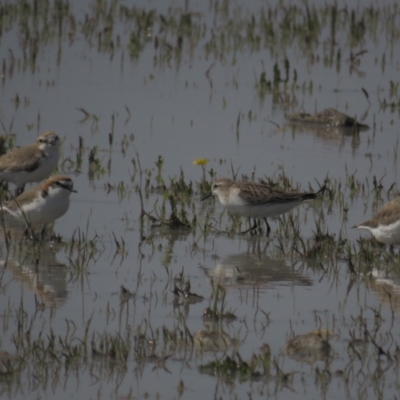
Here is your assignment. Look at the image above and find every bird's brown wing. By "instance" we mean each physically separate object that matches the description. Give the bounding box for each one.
[0,146,43,173]
[239,182,319,205]
[357,197,400,228]
[2,183,42,212]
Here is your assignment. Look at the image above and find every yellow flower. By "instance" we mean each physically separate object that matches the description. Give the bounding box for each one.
[193,158,209,166]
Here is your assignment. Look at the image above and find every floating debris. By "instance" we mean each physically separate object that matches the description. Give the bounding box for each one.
[286,108,369,129]
[120,285,135,303]
[194,330,234,352]
[285,329,332,363]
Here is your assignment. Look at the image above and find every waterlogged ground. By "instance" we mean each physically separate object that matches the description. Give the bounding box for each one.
[1,0,400,399]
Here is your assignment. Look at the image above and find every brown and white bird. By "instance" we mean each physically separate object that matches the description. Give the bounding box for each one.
[1,175,76,225]
[0,131,60,195]
[353,197,400,245]
[202,177,325,234]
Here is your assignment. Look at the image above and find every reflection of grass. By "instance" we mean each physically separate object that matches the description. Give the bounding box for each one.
[3,2,400,396]
[76,108,100,133]
[2,1,398,95]
[88,146,106,180]
[1,153,400,397]
[204,283,237,322]
[198,353,267,381]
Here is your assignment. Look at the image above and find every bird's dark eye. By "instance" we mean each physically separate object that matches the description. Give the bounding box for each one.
[56,181,68,188]
[56,180,71,190]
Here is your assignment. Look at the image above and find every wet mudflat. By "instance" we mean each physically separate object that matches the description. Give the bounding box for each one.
[1,0,400,399]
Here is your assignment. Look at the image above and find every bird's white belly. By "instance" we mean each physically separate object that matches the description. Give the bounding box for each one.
[0,151,59,185]
[225,201,302,218]
[365,220,400,244]
[21,192,70,225]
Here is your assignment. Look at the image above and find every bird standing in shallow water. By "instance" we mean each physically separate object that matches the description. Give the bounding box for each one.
[0,131,60,195]
[1,175,77,227]
[353,196,400,247]
[202,177,325,235]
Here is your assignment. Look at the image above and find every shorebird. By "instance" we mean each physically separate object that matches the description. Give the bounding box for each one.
[202,177,325,234]
[353,197,400,245]
[0,131,60,195]
[1,175,76,226]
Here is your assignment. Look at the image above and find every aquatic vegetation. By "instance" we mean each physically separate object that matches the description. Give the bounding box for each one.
[2,1,400,399]
[198,352,266,381]
[204,283,237,322]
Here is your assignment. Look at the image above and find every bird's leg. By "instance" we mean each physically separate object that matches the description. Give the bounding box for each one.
[264,218,271,236]
[15,185,25,197]
[24,226,37,241]
[252,219,259,231]
[23,222,40,242]
[256,219,263,235]
[40,225,47,241]
[0,180,8,197]
[239,218,258,235]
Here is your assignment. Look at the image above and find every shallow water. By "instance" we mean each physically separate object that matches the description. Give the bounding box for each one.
[1,0,400,399]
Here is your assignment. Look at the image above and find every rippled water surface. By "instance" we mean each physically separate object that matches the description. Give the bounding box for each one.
[1,0,400,399]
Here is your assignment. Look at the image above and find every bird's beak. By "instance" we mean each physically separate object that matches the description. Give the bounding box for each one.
[201,192,212,201]
[71,189,78,193]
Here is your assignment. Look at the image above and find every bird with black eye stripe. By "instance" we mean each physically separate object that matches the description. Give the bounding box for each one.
[1,175,77,225]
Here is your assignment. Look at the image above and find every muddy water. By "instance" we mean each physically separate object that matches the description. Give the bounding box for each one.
[0,0,400,399]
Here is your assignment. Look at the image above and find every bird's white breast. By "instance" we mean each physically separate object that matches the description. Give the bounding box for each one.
[358,219,400,244]
[0,146,60,186]
[20,186,70,224]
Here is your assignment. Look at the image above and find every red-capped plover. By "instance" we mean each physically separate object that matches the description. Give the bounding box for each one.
[0,131,60,195]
